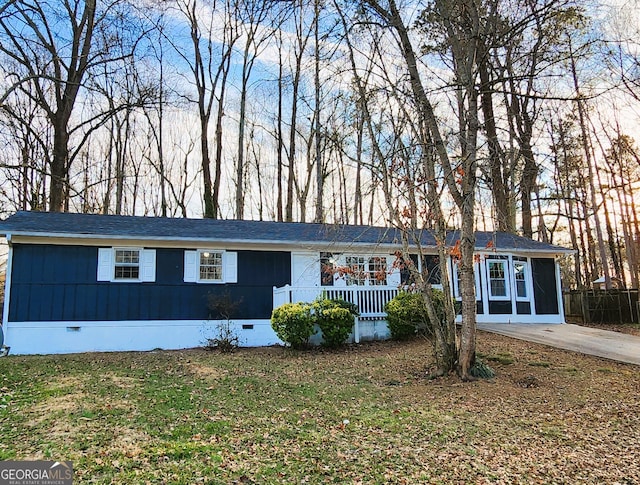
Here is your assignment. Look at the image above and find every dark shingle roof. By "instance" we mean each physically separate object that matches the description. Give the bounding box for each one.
[0,211,571,253]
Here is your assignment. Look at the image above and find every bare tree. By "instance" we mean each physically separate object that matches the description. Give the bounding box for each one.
[233,0,275,219]
[604,133,640,288]
[284,0,313,222]
[167,0,239,218]
[0,78,51,211]
[0,0,143,211]
[356,0,488,379]
[548,112,586,287]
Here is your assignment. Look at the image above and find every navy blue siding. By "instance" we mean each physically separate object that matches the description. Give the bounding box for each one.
[9,244,291,322]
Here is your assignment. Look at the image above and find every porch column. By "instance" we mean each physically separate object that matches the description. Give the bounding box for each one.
[354,317,360,344]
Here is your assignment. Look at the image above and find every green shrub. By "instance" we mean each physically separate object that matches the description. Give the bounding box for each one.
[312,298,358,348]
[271,303,316,349]
[384,289,446,340]
[385,292,424,340]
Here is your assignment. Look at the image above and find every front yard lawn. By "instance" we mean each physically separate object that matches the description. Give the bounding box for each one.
[1,332,639,483]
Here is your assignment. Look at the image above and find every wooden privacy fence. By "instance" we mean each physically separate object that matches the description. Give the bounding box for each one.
[563,289,640,324]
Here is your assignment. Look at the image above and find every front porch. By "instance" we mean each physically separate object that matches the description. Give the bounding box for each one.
[273,285,400,342]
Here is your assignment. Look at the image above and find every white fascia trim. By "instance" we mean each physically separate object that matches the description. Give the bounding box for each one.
[476,250,572,258]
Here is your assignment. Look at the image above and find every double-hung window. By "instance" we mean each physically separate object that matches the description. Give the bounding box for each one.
[199,251,224,282]
[184,249,238,284]
[97,247,156,282]
[487,259,510,300]
[114,249,140,280]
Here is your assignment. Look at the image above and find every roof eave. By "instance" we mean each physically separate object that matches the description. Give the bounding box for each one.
[3,231,408,251]
[4,230,573,255]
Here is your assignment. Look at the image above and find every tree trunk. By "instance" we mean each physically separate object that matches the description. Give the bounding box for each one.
[313,0,323,224]
[201,116,215,218]
[285,74,299,222]
[520,134,537,238]
[276,31,285,222]
[50,122,70,212]
[479,60,511,232]
[236,70,248,219]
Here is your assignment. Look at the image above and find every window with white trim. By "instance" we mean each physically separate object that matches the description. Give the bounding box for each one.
[368,257,387,286]
[452,262,462,299]
[452,260,481,300]
[184,250,238,284]
[199,251,224,281]
[513,258,530,300]
[97,247,156,282]
[329,254,398,287]
[114,249,140,280]
[487,259,510,300]
[345,256,366,286]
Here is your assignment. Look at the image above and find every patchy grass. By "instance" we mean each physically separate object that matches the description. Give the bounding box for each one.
[480,351,515,365]
[1,331,639,483]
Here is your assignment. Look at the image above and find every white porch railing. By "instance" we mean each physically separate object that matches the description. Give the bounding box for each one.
[273,285,400,319]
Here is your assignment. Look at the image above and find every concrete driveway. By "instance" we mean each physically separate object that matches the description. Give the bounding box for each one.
[478,323,640,366]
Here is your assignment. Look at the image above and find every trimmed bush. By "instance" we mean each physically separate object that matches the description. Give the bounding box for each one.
[385,292,425,340]
[312,298,359,348]
[385,289,446,340]
[271,302,315,349]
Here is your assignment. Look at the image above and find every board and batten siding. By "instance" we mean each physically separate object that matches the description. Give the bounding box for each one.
[8,244,291,322]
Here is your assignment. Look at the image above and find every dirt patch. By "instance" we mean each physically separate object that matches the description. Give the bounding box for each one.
[26,376,87,426]
[185,362,224,380]
[104,426,150,459]
[102,373,139,389]
[30,393,83,418]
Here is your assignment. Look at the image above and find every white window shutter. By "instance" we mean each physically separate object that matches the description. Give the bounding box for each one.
[141,249,156,282]
[225,251,238,283]
[97,248,113,281]
[184,250,197,282]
